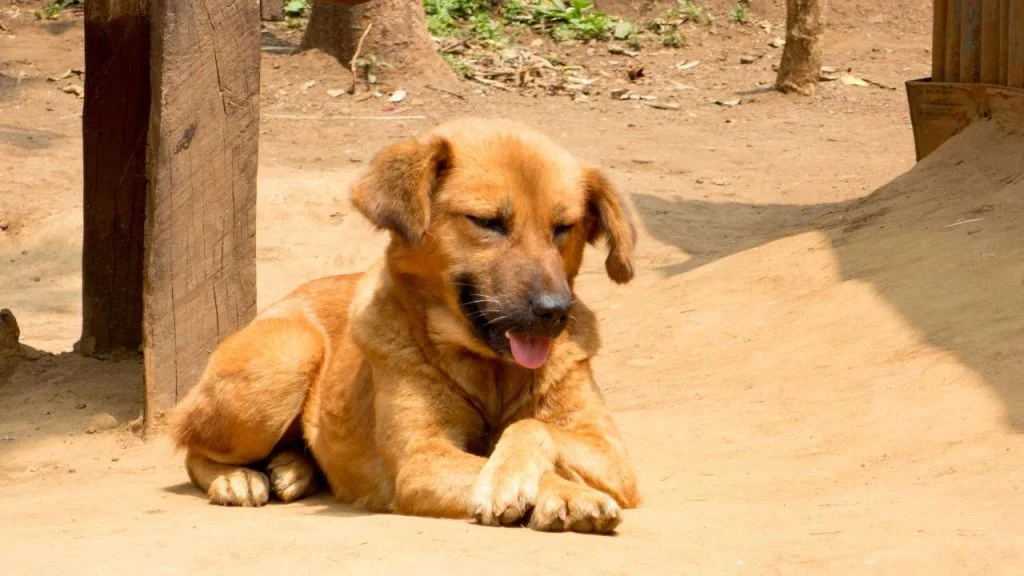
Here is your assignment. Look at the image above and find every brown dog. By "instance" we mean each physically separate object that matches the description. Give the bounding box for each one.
[169,118,640,534]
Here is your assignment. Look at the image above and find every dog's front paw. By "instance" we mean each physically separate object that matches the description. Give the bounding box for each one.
[529,476,621,534]
[207,468,270,507]
[470,456,547,527]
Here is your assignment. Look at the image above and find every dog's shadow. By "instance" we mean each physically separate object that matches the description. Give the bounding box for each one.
[162,482,376,518]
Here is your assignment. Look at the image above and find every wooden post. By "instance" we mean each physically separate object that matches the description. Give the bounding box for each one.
[946,0,962,81]
[981,0,1001,83]
[1000,0,1010,85]
[262,0,285,22]
[144,0,260,424]
[961,0,982,82]
[1010,0,1024,87]
[81,0,150,356]
[934,0,948,81]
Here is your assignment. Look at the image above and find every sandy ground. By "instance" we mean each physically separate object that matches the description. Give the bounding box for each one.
[3,0,1024,573]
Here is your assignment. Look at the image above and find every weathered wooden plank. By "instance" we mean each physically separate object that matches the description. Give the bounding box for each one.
[946,0,963,81]
[144,0,260,423]
[81,0,149,356]
[1010,0,1024,87]
[1000,0,1010,85]
[961,0,983,82]
[934,0,949,81]
[906,79,1024,160]
[981,0,1001,83]
[262,0,284,21]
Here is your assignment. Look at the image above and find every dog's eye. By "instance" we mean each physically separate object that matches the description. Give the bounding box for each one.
[468,215,507,235]
[553,223,574,243]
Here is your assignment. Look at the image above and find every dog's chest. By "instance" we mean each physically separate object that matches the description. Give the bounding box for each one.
[454,368,536,457]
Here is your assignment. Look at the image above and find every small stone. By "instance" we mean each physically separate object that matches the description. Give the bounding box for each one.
[646,102,680,110]
[610,88,630,100]
[388,89,407,103]
[0,221,9,231]
[19,345,44,360]
[714,99,741,107]
[32,276,40,282]
[631,157,655,164]
[1,434,13,441]
[325,88,346,98]
[739,54,758,64]
[61,84,84,98]
[86,413,118,434]
[769,37,785,48]
[300,79,317,93]
[75,402,87,410]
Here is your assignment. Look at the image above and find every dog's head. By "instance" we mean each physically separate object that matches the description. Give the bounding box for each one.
[351,119,635,369]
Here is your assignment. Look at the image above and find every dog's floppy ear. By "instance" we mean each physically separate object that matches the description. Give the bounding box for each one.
[583,167,637,284]
[350,135,451,244]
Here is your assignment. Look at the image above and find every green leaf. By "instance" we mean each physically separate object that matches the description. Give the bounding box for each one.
[284,0,308,17]
[613,20,634,39]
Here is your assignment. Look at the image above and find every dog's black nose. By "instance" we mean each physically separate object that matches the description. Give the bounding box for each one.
[530,292,572,327]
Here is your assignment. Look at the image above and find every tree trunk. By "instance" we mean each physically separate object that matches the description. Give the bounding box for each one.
[775,0,827,96]
[301,0,454,83]
[80,0,150,356]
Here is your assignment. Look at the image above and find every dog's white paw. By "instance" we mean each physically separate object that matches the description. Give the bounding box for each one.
[470,457,546,527]
[528,479,621,534]
[207,468,270,507]
[267,450,318,503]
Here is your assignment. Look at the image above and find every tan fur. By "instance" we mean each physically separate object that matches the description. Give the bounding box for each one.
[168,118,640,534]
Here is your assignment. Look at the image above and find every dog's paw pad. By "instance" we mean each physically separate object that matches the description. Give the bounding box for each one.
[207,468,270,507]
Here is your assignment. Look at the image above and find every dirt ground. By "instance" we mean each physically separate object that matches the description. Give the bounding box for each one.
[3,0,1024,573]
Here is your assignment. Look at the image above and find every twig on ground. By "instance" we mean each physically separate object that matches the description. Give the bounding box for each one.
[348,23,373,95]
[469,76,512,91]
[425,84,466,101]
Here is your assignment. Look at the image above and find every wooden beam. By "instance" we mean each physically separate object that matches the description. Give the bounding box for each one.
[946,0,962,82]
[960,0,982,82]
[144,0,260,424]
[81,0,150,356]
[934,0,948,81]
[981,0,1001,83]
[1010,0,1024,87]
[1000,0,1010,85]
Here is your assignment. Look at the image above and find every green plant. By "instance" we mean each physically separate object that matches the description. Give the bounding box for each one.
[35,0,81,20]
[442,53,474,77]
[674,0,708,24]
[729,0,750,24]
[353,54,391,85]
[284,0,309,17]
[471,13,503,42]
[531,0,625,41]
[425,0,494,36]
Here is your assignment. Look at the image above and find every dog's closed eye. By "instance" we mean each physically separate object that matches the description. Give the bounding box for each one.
[553,222,574,244]
[467,215,508,235]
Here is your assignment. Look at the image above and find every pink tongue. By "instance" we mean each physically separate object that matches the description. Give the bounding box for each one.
[507,333,553,369]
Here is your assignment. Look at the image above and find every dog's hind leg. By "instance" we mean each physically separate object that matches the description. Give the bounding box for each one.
[170,316,326,506]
